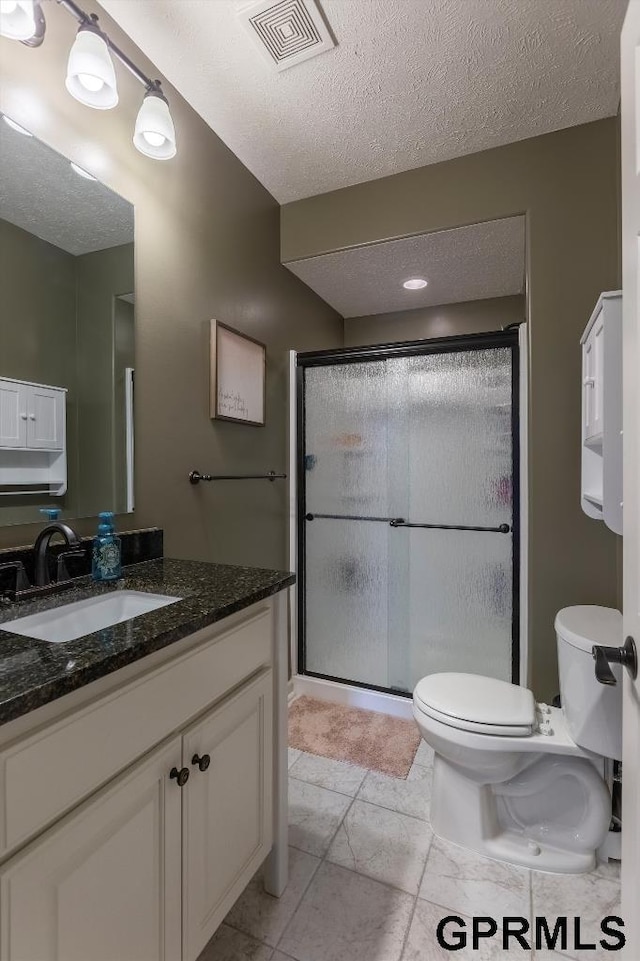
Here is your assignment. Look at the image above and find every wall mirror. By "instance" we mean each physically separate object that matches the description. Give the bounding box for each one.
[0,119,135,528]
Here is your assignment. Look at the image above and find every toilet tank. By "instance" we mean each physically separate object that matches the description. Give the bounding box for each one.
[555,606,623,760]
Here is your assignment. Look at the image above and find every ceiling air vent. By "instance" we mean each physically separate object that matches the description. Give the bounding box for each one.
[238,0,335,72]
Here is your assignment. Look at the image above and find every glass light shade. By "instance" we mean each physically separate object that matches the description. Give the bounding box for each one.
[133,92,176,160]
[65,28,118,109]
[0,0,36,41]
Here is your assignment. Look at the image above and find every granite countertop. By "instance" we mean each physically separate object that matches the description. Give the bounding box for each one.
[0,558,295,726]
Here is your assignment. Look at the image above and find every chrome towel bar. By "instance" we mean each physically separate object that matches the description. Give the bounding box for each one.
[189,470,287,485]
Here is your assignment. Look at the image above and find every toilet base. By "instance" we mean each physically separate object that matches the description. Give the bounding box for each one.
[430,755,599,874]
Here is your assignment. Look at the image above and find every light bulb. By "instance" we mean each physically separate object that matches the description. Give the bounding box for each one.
[403,278,428,290]
[142,130,166,147]
[65,26,118,109]
[0,0,36,41]
[77,72,104,93]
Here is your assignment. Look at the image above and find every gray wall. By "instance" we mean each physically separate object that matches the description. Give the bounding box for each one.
[282,120,620,700]
[0,0,343,568]
[344,295,525,347]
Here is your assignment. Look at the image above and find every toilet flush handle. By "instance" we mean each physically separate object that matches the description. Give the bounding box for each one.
[592,637,638,686]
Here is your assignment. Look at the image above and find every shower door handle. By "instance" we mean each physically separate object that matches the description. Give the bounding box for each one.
[389,519,511,534]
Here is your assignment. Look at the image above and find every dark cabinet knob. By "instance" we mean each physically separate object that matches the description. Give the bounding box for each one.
[592,636,638,686]
[169,766,190,787]
[192,753,211,772]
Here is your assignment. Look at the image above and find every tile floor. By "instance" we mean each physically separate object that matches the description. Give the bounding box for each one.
[200,740,621,961]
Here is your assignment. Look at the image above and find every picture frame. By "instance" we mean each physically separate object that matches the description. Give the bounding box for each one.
[210,320,266,426]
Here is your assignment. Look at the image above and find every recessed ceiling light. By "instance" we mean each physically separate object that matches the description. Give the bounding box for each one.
[403,278,428,290]
[70,161,97,181]
[1,114,32,136]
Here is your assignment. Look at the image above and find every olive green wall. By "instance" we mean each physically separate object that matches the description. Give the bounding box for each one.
[282,120,620,700]
[114,297,135,513]
[0,217,79,523]
[0,0,342,568]
[75,243,134,518]
[344,295,525,348]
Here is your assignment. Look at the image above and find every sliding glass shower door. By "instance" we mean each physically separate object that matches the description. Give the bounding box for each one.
[298,331,519,695]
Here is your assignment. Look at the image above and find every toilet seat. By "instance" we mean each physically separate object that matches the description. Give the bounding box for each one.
[414,672,536,737]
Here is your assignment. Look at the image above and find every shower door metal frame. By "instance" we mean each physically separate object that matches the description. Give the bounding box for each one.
[296,328,521,696]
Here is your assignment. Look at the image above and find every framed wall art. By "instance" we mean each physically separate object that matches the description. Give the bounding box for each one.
[210,320,266,426]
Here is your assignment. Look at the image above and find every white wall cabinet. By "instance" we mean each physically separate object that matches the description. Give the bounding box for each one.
[0,377,67,495]
[581,292,622,535]
[0,381,25,449]
[0,599,286,961]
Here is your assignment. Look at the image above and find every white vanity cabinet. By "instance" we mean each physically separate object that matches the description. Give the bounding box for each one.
[182,672,273,961]
[580,291,622,534]
[0,597,286,961]
[0,377,67,495]
[0,736,183,961]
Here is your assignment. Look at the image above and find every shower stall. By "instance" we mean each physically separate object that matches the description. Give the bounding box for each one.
[295,329,522,699]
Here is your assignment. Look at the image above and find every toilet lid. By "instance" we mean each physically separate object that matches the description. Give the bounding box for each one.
[413,673,536,734]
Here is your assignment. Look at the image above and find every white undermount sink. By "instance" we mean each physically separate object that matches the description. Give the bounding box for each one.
[0,590,181,643]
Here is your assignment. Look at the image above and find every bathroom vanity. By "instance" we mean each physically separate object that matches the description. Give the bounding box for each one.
[0,557,293,961]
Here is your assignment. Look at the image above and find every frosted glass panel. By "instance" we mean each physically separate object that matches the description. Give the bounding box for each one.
[405,528,512,685]
[305,363,389,517]
[305,518,389,688]
[301,343,516,692]
[398,348,512,526]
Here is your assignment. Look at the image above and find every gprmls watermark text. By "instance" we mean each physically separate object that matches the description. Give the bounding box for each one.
[436,916,625,952]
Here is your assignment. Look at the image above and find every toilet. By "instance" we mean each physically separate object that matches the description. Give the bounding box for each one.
[412,606,622,873]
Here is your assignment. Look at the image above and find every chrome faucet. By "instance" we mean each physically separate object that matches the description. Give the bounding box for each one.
[33,523,82,587]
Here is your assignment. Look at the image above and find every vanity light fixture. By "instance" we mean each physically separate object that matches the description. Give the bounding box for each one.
[0,0,177,159]
[70,160,97,180]
[1,114,33,136]
[0,0,34,40]
[65,18,118,109]
[403,278,428,290]
[0,0,44,45]
[133,86,176,160]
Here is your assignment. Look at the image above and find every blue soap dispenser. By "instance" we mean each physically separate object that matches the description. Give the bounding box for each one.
[39,508,61,522]
[92,512,122,582]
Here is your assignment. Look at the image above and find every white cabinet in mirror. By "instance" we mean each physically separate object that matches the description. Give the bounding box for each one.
[0,377,66,496]
[0,114,135,527]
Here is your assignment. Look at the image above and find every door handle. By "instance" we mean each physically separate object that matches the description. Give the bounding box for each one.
[592,636,638,686]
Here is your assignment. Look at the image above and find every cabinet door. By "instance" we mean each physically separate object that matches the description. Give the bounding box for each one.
[584,310,605,442]
[182,671,273,961]
[26,385,64,450]
[0,737,182,961]
[0,381,26,449]
[592,309,605,438]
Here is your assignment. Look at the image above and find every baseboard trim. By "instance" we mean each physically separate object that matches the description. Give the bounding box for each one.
[292,674,413,720]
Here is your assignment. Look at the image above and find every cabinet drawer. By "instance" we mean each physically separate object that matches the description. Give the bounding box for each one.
[0,605,273,858]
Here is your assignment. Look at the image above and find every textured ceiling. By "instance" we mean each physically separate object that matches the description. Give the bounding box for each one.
[0,122,133,256]
[98,0,626,203]
[285,217,525,317]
